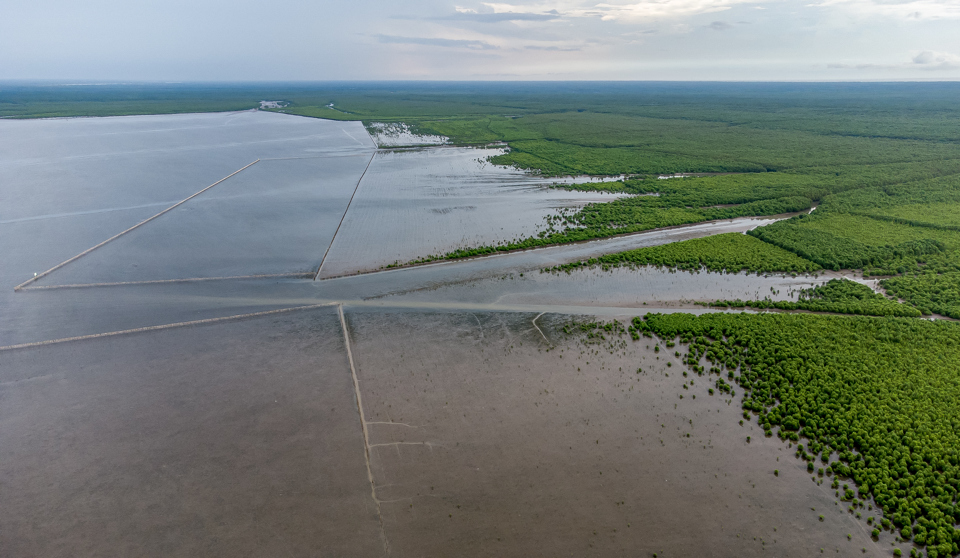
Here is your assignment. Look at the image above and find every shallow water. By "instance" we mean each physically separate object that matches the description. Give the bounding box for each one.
[0,111,850,348]
[0,222,816,349]
[0,112,895,557]
[6,114,633,287]
[0,111,374,281]
[0,111,371,342]
[3,202,805,347]
[33,154,373,285]
[376,266,830,308]
[0,110,375,167]
[0,306,383,557]
[0,305,886,556]
[318,146,629,277]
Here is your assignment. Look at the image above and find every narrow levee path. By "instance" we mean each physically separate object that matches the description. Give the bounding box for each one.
[356,209,810,279]
[338,304,390,556]
[314,151,378,280]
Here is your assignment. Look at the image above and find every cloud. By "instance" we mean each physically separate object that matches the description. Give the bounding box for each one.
[828,50,960,71]
[524,44,582,50]
[444,9,561,22]
[808,0,960,20]
[827,62,897,69]
[375,35,499,50]
[912,50,960,69]
[478,0,764,21]
[709,20,733,29]
[593,0,750,19]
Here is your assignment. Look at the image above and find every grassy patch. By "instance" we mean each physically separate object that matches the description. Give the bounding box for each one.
[422,110,960,175]
[794,214,960,250]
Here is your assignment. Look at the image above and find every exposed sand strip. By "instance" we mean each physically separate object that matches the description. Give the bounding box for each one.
[315,213,792,281]
[14,159,260,291]
[532,311,549,343]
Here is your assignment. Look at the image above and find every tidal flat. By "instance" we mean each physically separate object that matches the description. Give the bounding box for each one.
[0,307,885,557]
[0,307,383,557]
[0,106,917,557]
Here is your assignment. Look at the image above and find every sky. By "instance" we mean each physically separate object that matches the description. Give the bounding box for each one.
[1,0,958,81]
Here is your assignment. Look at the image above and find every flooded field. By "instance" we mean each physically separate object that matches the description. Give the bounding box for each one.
[33,154,374,285]
[0,111,374,284]
[0,112,889,556]
[0,215,811,349]
[318,146,628,278]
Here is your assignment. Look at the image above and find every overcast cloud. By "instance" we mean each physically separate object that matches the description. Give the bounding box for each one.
[0,0,957,80]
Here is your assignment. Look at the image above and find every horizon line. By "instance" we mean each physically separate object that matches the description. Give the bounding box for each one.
[3,79,960,85]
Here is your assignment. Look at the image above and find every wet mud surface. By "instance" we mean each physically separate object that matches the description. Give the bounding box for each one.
[0,307,382,557]
[344,309,885,557]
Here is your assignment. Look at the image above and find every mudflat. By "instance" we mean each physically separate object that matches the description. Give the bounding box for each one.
[0,307,382,557]
[344,309,882,557]
[0,306,885,557]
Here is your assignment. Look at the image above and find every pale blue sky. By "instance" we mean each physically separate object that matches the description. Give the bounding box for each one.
[1,0,958,80]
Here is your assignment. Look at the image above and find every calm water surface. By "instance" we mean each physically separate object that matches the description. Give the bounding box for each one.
[1,112,844,346]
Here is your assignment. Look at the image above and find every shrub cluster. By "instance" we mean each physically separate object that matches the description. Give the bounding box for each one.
[883,272,960,319]
[632,312,960,558]
[748,216,946,273]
